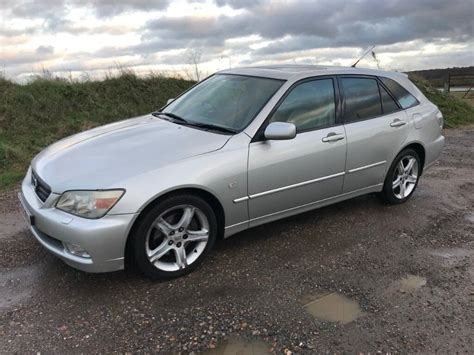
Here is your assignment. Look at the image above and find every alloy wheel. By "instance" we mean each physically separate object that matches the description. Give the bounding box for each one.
[392,155,419,199]
[145,204,210,272]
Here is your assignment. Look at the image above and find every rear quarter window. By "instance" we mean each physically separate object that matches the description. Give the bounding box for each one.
[379,77,419,109]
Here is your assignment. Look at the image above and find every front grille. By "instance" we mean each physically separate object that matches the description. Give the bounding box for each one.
[32,170,51,202]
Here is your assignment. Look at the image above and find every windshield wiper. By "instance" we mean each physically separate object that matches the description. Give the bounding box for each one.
[189,122,238,134]
[152,111,237,134]
[152,111,188,123]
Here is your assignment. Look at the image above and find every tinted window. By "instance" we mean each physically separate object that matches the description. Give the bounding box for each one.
[341,77,382,122]
[380,84,399,114]
[269,79,335,132]
[379,77,418,109]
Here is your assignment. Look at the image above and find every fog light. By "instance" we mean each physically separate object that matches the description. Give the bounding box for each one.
[64,242,91,258]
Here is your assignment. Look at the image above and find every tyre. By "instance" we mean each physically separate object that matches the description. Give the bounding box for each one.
[380,148,421,205]
[130,194,217,279]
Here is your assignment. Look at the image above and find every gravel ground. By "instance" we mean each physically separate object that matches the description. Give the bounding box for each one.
[0,126,473,353]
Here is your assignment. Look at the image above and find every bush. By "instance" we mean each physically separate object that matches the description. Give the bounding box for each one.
[409,75,474,128]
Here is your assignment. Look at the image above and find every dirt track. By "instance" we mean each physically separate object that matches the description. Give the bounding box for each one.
[0,127,473,353]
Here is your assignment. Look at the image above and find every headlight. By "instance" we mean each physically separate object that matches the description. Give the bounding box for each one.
[56,190,125,219]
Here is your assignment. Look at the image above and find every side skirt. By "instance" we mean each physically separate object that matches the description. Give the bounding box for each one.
[223,183,383,238]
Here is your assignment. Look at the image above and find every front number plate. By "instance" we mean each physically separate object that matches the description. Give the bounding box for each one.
[18,193,35,226]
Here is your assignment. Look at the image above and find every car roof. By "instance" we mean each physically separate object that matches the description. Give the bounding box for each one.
[218,64,408,81]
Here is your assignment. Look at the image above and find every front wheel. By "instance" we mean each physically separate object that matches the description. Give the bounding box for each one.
[130,194,217,279]
[380,149,421,204]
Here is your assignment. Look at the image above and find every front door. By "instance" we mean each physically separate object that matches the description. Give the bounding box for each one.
[248,77,347,222]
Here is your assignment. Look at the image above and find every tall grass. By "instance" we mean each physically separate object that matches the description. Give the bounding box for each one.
[0,72,194,190]
[409,75,474,127]
[0,71,473,191]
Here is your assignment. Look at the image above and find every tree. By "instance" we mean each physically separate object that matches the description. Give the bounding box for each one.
[185,49,202,81]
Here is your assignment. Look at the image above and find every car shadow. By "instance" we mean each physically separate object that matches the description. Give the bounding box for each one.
[29,191,404,299]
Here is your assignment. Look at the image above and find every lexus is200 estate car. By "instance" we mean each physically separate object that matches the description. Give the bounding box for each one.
[19,65,445,279]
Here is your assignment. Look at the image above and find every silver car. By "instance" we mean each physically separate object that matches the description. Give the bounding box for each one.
[19,65,445,279]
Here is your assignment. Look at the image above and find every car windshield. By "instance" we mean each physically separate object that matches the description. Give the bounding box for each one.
[162,74,284,133]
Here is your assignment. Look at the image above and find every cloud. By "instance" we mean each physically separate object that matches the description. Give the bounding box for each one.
[0,0,472,81]
[0,0,170,19]
[1,48,59,67]
[140,0,472,56]
[78,0,170,18]
[6,0,65,18]
[36,45,54,55]
[214,0,266,9]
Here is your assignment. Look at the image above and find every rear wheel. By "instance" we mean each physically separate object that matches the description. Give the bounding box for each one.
[131,194,217,279]
[381,148,421,204]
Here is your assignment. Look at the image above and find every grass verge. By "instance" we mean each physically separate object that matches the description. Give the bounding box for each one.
[0,73,194,191]
[1,72,473,191]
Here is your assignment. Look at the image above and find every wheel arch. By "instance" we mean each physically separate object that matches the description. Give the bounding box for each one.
[124,187,226,268]
[398,142,426,174]
[380,141,426,205]
[382,141,426,188]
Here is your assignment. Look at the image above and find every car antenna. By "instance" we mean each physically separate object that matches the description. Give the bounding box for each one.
[351,45,375,68]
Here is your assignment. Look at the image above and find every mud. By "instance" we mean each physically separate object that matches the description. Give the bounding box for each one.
[0,126,473,353]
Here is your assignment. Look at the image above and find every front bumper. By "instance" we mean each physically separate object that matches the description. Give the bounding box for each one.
[19,170,137,273]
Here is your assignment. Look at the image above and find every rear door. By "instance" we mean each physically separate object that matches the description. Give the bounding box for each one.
[247,77,347,221]
[340,76,409,193]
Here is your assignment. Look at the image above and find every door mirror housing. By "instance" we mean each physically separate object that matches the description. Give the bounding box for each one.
[167,98,175,105]
[264,122,297,140]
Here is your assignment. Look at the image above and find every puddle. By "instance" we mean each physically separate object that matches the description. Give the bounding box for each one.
[386,275,427,294]
[464,212,474,223]
[302,292,363,324]
[430,247,474,267]
[399,275,427,291]
[431,248,472,259]
[203,337,269,355]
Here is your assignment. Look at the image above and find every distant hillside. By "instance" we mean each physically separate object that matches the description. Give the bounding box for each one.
[407,66,474,87]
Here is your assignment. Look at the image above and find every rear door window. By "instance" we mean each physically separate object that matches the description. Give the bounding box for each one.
[341,77,382,122]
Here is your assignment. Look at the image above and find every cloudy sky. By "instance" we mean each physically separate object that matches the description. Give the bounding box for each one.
[0,0,473,82]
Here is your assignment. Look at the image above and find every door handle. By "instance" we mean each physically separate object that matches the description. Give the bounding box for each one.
[322,133,345,143]
[390,119,407,127]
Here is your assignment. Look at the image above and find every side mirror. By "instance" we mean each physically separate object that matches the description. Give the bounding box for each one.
[167,98,175,105]
[264,122,296,140]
